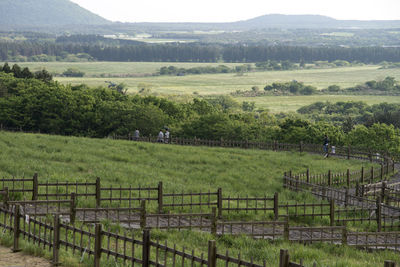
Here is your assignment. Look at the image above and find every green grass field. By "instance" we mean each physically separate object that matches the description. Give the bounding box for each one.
[236,95,400,113]
[0,131,397,266]
[5,62,400,96]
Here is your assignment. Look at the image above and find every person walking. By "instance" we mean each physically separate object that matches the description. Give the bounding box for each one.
[133,129,140,141]
[157,129,164,143]
[165,129,170,144]
[323,134,329,158]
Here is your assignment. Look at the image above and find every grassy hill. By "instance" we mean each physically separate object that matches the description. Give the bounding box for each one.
[0,131,374,201]
[0,0,110,26]
[0,131,398,266]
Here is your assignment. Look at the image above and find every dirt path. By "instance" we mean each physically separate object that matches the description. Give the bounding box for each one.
[0,246,52,267]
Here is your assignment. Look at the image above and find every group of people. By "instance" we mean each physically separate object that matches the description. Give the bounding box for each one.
[157,129,170,143]
[131,128,170,143]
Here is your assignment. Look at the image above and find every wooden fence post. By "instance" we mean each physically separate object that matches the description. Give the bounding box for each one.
[274,140,278,151]
[347,146,351,160]
[341,225,347,245]
[299,141,303,153]
[284,219,289,241]
[328,170,331,186]
[370,166,374,184]
[330,199,335,226]
[346,169,350,187]
[384,260,396,267]
[217,188,222,218]
[158,181,163,213]
[386,160,389,175]
[360,166,364,184]
[279,249,290,267]
[52,215,60,265]
[274,192,279,220]
[208,240,217,267]
[355,182,360,197]
[12,205,21,253]
[380,164,384,181]
[32,173,38,201]
[306,169,310,183]
[376,197,382,232]
[381,181,387,203]
[94,224,103,267]
[3,187,8,208]
[211,207,217,235]
[69,192,76,224]
[95,177,101,208]
[140,200,147,229]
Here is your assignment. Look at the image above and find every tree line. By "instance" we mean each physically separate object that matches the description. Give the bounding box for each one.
[2,41,400,63]
[1,67,400,156]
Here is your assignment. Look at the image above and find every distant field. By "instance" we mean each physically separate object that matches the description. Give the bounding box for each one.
[2,61,244,76]
[236,95,400,113]
[4,62,400,95]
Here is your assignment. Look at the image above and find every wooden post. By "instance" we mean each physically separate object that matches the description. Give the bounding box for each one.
[381,182,387,205]
[220,137,224,147]
[274,192,279,220]
[306,169,310,183]
[32,173,38,201]
[386,160,389,176]
[208,240,217,267]
[380,164,384,181]
[217,188,222,218]
[94,224,103,267]
[158,181,163,213]
[376,197,382,232]
[274,140,278,151]
[95,177,101,208]
[384,260,396,267]
[370,166,374,184]
[3,187,8,208]
[299,141,303,153]
[279,249,290,267]
[355,182,360,197]
[140,200,147,229]
[341,225,347,245]
[328,170,331,186]
[284,220,289,241]
[70,192,76,224]
[52,215,60,265]
[360,166,364,184]
[211,207,217,235]
[346,169,350,187]
[12,205,21,252]
[330,199,335,226]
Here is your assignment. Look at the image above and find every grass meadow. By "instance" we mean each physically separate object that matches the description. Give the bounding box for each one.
[0,131,397,266]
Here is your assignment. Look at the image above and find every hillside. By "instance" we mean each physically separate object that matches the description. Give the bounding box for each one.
[0,0,110,26]
[0,131,373,199]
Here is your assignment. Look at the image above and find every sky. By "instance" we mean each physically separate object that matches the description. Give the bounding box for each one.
[69,0,400,23]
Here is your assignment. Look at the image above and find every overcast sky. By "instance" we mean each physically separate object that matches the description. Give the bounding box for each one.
[70,0,400,23]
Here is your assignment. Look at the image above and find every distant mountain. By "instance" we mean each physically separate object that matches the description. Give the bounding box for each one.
[233,14,339,28]
[0,0,110,26]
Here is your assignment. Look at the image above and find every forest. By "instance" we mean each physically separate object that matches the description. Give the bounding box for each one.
[2,40,400,63]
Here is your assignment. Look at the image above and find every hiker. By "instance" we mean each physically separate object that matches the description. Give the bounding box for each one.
[165,129,170,144]
[133,129,140,141]
[157,129,164,143]
[323,134,329,157]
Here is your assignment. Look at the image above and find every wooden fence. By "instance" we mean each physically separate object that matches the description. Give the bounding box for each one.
[0,205,309,267]
[290,163,395,189]
[110,135,394,163]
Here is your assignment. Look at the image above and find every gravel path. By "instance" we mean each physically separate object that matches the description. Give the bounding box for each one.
[0,245,52,267]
